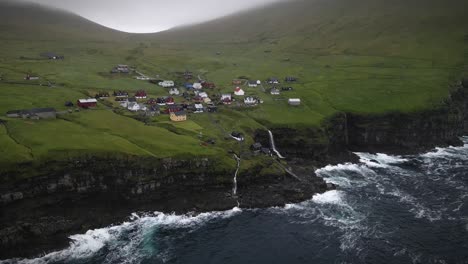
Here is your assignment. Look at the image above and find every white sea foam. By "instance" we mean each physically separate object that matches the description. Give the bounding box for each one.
[312,190,344,205]
[356,152,408,168]
[5,207,242,264]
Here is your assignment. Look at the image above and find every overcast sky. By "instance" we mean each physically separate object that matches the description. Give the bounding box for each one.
[19,0,284,33]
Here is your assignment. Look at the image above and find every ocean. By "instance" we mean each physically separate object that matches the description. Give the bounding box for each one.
[4,138,468,264]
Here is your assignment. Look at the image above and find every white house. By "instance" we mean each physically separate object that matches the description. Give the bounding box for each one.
[198,92,208,98]
[127,102,147,112]
[158,80,175,88]
[244,96,257,105]
[203,97,212,104]
[234,87,245,96]
[194,104,204,113]
[270,88,280,95]
[169,88,180,95]
[288,98,301,106]
[193,82,203,90]
[256,80,261,85]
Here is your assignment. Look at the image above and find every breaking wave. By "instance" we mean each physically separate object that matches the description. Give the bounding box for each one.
[3,138,468,264]
[3,208,242,264]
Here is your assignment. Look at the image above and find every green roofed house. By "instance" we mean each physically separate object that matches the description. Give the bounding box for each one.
[6,108,57,119]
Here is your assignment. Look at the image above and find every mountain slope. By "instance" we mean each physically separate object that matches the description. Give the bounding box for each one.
[0,0,127,41]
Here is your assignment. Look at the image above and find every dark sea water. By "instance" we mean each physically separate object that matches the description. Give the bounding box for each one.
[3,138,468,264]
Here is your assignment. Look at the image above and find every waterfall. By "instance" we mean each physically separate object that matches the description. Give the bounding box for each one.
[233,154,240,196]
[268,130,285,159]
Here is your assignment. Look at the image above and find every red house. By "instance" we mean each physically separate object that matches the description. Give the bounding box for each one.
[202,82,216,89]
[77,98,97,108]
[135,90,147,99]
[165,104,182,114]
[166,96,175,105]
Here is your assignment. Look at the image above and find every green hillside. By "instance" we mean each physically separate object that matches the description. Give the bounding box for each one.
[0,0,467,170]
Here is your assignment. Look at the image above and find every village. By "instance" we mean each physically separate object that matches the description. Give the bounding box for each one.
[6,64,301,123]
[3,61,303,156]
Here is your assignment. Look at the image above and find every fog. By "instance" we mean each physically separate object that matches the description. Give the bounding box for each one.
[18,0,284,33]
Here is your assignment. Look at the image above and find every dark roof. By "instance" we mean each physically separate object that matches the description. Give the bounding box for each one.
[7,108,56,115]
[174,111,186,116]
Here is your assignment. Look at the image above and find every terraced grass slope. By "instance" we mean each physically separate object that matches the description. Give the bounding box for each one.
[0,0,467,169]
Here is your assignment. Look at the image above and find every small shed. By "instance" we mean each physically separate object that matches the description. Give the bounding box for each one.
[288,98,301,106]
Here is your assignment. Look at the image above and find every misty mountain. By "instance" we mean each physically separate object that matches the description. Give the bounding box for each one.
[0,0,126,41]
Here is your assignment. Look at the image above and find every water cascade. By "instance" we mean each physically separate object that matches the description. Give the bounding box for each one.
[268,130,285,159]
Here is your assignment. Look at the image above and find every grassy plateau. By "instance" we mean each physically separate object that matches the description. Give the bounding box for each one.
[0,0,467,172]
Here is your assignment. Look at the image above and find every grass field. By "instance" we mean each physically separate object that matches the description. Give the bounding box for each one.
[0,0,467,168]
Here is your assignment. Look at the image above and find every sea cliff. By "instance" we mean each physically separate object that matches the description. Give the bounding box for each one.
[1,80,468,259]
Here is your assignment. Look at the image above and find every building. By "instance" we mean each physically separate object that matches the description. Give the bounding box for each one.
[95,92,110,99]
[202,82,216,89]
[285,76,298,82]
[198,92,208,98]
[192,95,203,103]
[158,80,175,88]
[270,88,280,95]
[234,87,245,96]
[248,80,258,87]
[267,77,280,84]
[135,90,147,99]
[203,97,212,104]
[114,91,129,98]
[6,108,56,119]
[221,94,232,104]
[24,74,39,80]
[185,83,194,89]
[288,98,301,106]
[194,104,204,113]
[232,79,243,85]
[193,82,203,90]
[157,97,166,105]
[169,88,180,95]
[244,96,257,105]
[170,111,187,122]
[166,97,175,105]
[167,104,182,114]
[127,102,147,112]
[40,52,64,60]
[111,65,130,74]
[149,105,160,115]
[77,98,97,108]
[147,98,157,105]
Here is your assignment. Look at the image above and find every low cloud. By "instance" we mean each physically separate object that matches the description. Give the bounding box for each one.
[17,0,285,33]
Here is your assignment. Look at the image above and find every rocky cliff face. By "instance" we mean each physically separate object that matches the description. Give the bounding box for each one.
[0,155,328,258]
[256,82,468,161]
[2,82,468,259]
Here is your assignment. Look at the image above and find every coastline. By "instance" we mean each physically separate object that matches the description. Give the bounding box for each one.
[1,80,468,259]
